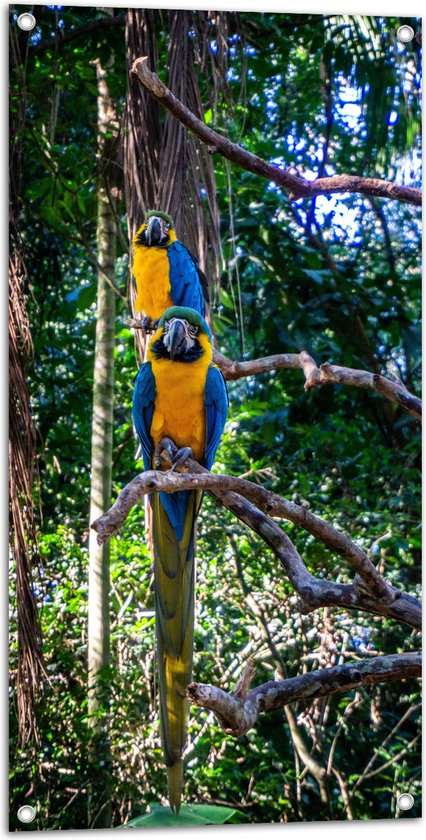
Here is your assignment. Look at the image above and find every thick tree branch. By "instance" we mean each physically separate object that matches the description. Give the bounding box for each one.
[131,57,421,207]
[213,349,421,421]
[186,653,421,737]
[303,359,422,421]
[213,348,302,378]
[91,454,421,629]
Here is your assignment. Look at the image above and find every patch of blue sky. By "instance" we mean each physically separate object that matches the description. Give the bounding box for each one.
[267,181,283,194]
[265,94,279,124]
[226,67,240,82]
[335,81,364,131]
[388,110,398,125]
[389,351,409,377]
[210,39,218,54]
[399,150,422,186]
[300,168,317,182]
[285,135,307,154]
[335,100,363,132]
[338,82,360,103]
[314,195,362,242]
[29,29,43,45]
[339,102,362,129]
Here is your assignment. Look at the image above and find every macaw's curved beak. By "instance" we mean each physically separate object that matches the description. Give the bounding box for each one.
[168,319,187,360]
[146,216,162,245]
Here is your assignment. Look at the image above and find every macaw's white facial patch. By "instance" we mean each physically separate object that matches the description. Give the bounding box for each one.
[146,215,170,245]
[163,318,198,357]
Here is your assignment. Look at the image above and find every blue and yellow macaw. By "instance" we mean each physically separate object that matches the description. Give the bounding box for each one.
[132,210,209,323]
[132,306,228,812]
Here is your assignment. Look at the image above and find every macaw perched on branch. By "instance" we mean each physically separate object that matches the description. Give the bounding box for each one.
[132,211,209,324]
[132,306,228,812]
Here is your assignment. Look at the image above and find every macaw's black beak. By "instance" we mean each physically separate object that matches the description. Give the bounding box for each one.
[168,319,187,360]
[147,217,162,245]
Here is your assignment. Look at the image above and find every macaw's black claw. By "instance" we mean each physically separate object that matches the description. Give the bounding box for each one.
[141,315,159,333]
[153,438,193,470]
[171,447,194,471]
[154,436,178,468]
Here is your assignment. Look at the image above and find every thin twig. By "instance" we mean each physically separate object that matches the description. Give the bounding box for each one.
[351,702,422,794]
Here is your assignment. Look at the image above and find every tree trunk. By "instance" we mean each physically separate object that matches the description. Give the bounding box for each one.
[87,57,120,829]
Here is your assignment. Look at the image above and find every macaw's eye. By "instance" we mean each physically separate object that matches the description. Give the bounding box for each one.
[163,319,173,333]
[188,325,199,337]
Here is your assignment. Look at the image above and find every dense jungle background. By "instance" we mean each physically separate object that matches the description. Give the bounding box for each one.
[9,4,421,830]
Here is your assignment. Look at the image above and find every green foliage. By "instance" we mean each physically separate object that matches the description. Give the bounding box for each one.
[9,5,421,830]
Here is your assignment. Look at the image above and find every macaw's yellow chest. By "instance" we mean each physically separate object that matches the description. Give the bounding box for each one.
[150,357,209,463]
[133,247,173,319]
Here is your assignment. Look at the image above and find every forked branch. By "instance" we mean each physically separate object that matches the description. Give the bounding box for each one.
[213,349,421,421]
[91,450,421,629]
[187,653,422,737]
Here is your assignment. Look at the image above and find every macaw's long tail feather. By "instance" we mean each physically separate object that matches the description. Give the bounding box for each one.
[167,759,184,814]
[152,488,202,813]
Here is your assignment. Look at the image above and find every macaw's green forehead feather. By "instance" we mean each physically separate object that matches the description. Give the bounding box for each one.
[145,209,175,228]
[159,306,211,336]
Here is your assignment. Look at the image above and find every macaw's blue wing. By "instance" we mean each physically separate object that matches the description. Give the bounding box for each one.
[132,362,156,470]
[167,241,207,316]
[204,365,228,470]
[180,244,210,306]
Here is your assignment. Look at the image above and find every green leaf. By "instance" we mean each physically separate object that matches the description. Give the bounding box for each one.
[121,803,246,827]
[219,287,235,308]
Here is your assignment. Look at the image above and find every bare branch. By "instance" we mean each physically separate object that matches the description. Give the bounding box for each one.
[91,454,421,629]
[304,360,422,421]
[351,702,421,794]
[131,57,421,207]
[187,653,421,737]
[92,456,386,595]
[213,348,302,378]
[213,349,421,422]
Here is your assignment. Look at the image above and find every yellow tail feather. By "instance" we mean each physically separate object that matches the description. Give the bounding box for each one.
[167,760,184,813]
[152,490,201,811]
